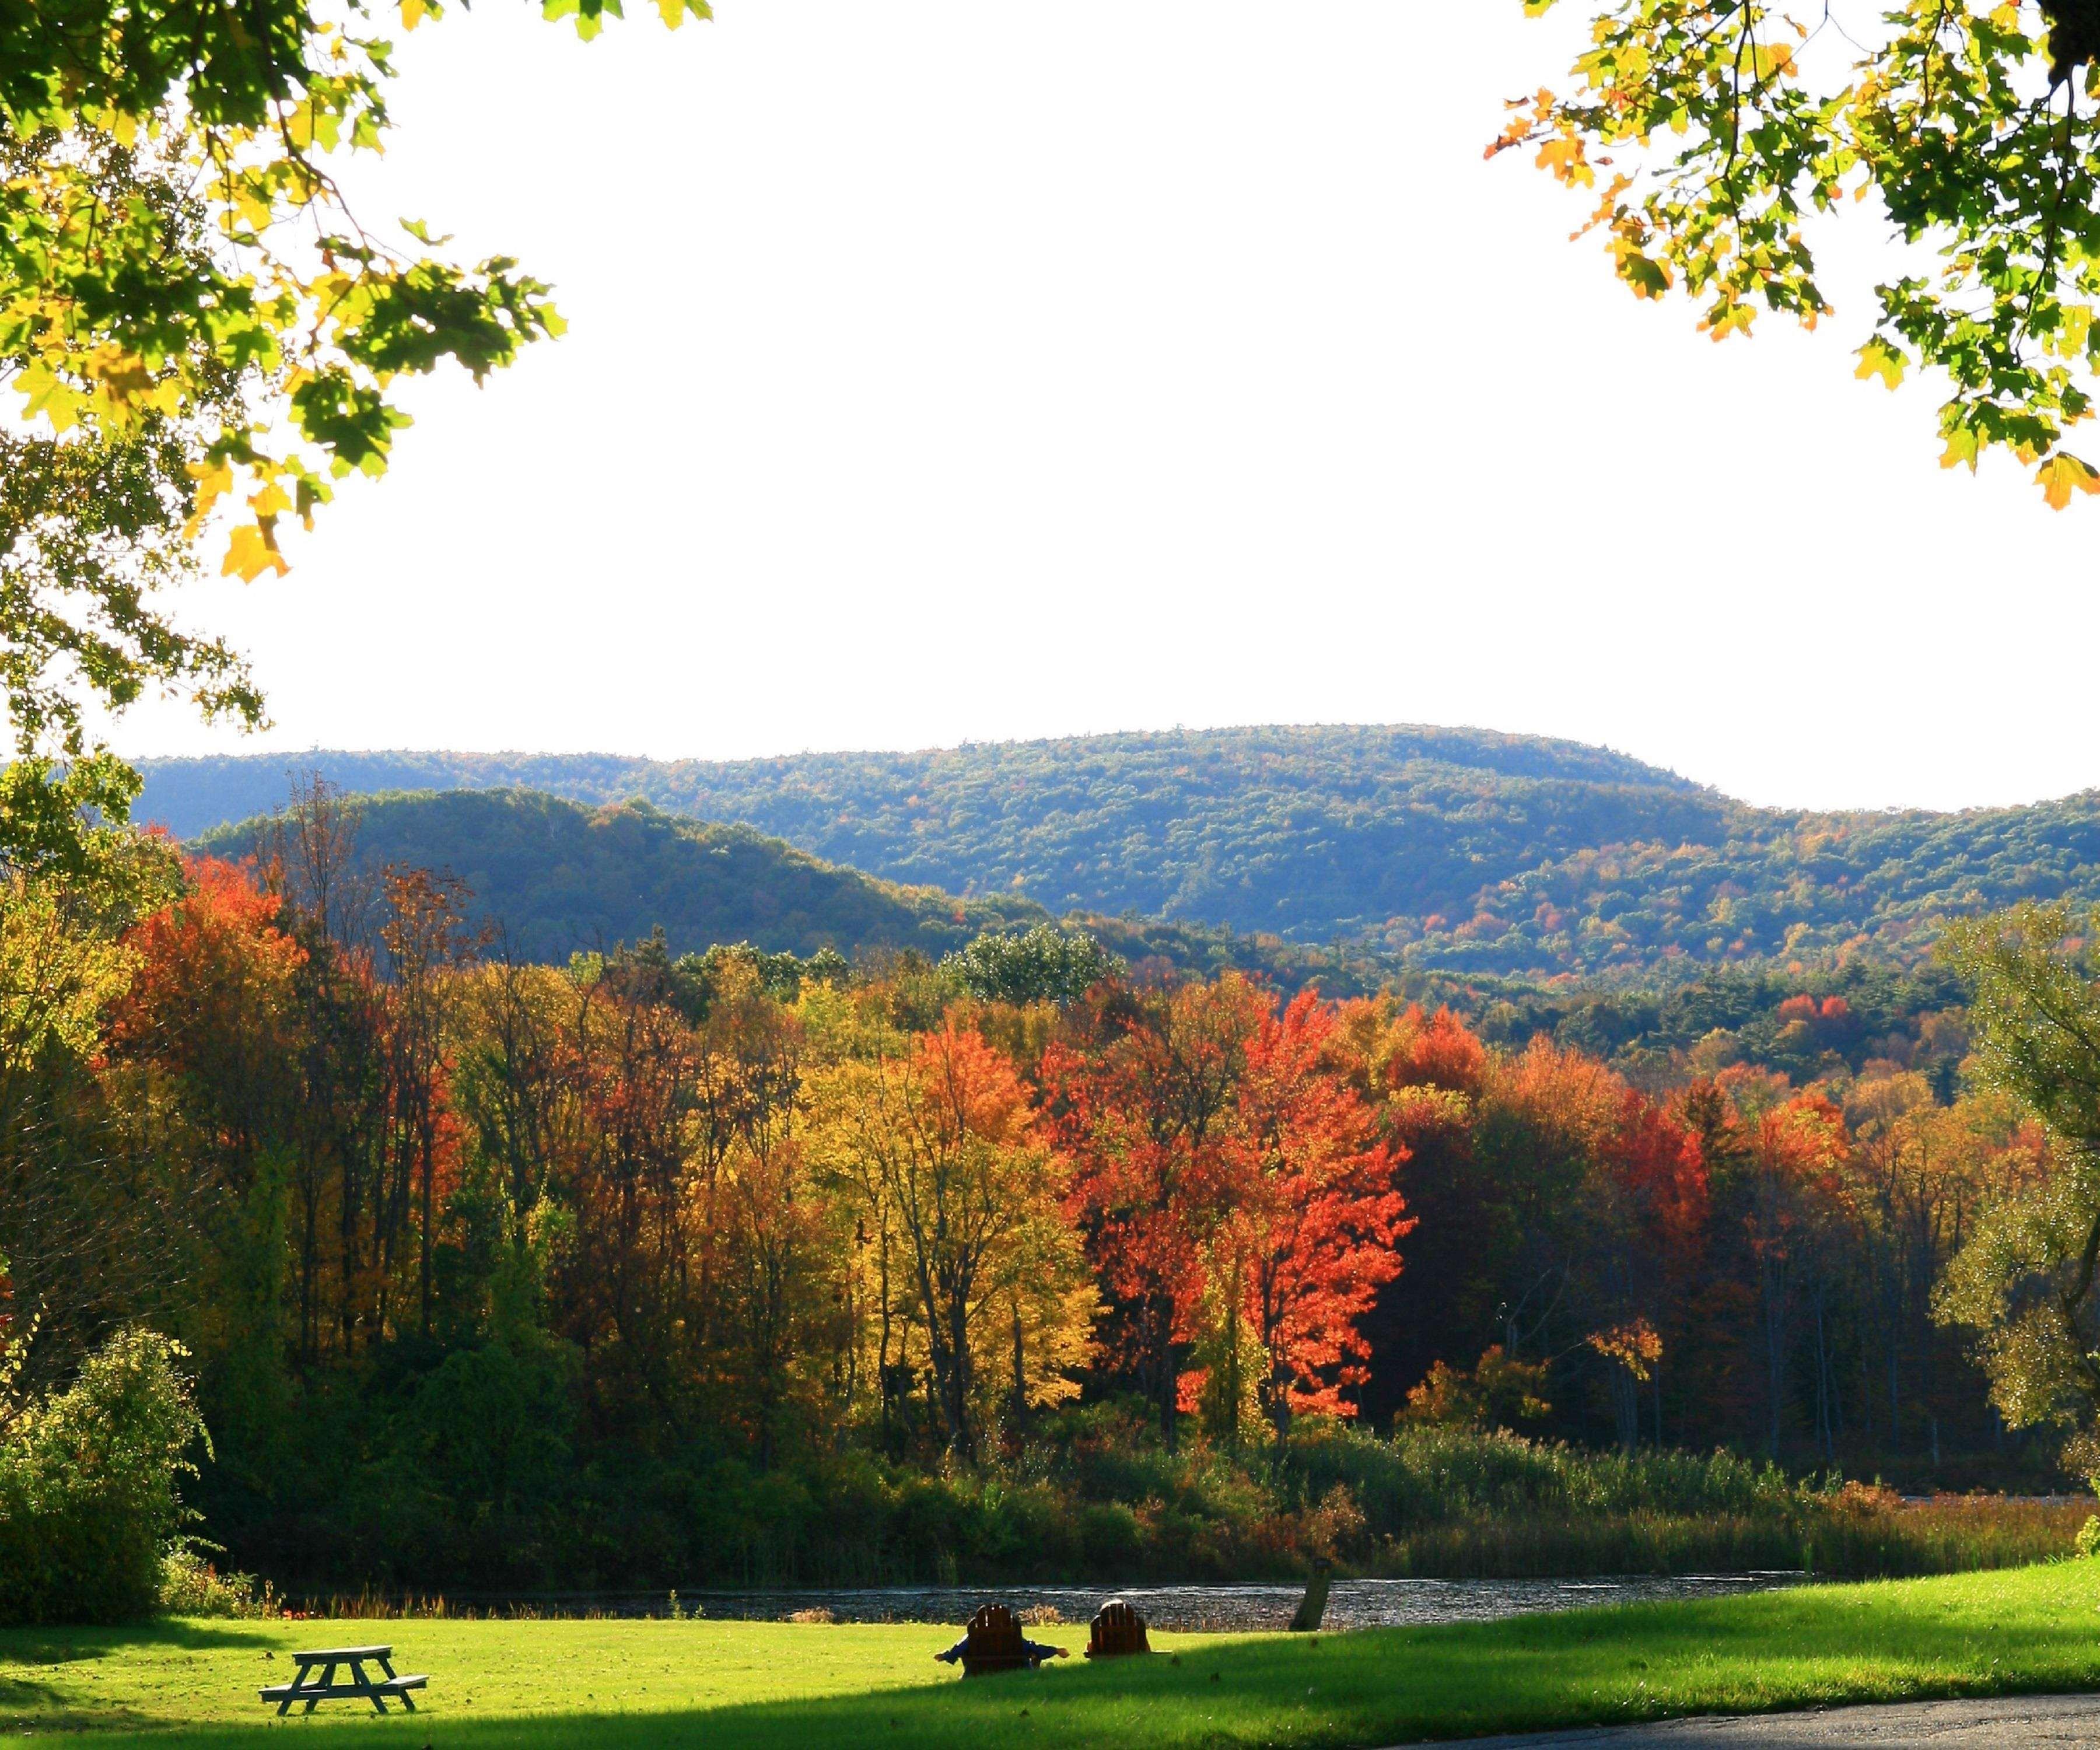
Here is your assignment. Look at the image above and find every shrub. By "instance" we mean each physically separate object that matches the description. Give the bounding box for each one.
[160,1545,275,1618]
[0,1328,205,1624]
[2079,1514,2100,1559]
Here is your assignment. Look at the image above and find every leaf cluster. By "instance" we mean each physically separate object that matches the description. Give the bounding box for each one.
[1506,0,2100,502]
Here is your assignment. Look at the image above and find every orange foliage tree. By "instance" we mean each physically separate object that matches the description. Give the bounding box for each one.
[1047,977,1266,1450]
[1225,991,1409,1447]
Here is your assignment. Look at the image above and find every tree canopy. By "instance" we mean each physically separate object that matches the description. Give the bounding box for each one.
[0,0,702,860]
[1937,903,2100,1475]
[1503,0,2100,505]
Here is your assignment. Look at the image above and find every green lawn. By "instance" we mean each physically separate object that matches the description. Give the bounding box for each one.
[7,1563,2100,1748]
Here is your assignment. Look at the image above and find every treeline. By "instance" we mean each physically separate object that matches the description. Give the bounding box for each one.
[137,727,2100,978]
[0,794,2059,1599]
[1427,961,1975,1093]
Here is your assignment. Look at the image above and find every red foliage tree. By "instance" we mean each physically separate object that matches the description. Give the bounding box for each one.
[1046,976,1266,1449]
[1384,1003,1489,1099]
[1226,991,1410,1444]
[1586,1091,1707,1447]
[111,855,307,1183]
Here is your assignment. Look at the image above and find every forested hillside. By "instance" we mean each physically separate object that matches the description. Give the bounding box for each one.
[195,788,1402,995]
[141,726,2100,978]
[197,789,1045,964]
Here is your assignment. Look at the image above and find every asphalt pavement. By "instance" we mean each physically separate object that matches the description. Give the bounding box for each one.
[1402,1693,2100,1747]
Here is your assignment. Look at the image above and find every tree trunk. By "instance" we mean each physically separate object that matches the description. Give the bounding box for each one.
[1157,1298,1178,1452]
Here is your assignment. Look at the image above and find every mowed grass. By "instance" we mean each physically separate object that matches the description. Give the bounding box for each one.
[9,1562,2100,1748]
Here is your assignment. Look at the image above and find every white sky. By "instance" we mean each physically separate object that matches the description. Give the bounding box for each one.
[110,0,2100,813]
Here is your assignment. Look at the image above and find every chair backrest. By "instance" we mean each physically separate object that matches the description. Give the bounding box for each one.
[968,1604,1026,1658]
[1088,1598,1150,1657]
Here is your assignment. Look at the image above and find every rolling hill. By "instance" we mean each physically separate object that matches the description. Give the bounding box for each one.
[146,726,2100,979]
[195,789,1046,965]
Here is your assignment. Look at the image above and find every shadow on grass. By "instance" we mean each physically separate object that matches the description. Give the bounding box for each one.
[1,1618,281,1737]
[0,1619,278,1660]
[0,1672,67,1711]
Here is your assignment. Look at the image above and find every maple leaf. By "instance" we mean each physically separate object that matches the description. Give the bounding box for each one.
[1854,339,1906,393]
[1616,250,1671,300]
[1535,136,1594,188]
[2038,453,2100,510]
[16,360,83,435]
[223,522,290,581]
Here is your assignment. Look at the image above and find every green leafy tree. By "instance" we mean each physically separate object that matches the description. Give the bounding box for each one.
[1502,0,2100,505]
[0,0,706,860]
[945,924,1122,1008]
[0,1326,205,1624]
[1936,902,2100,1476]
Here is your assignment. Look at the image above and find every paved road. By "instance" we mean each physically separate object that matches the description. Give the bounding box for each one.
[1409,1693,2100,1746]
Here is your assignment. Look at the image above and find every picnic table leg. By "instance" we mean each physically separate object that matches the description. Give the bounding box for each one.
[304,1662,337,1714]
[276,1661,311,1717]
[376,1652,415,1712]
[351,1658,389,1714]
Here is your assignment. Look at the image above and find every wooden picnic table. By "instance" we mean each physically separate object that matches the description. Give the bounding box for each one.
[259,1644,428,1715]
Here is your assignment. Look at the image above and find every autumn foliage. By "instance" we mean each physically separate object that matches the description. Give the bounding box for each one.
[0,790,2062,1596]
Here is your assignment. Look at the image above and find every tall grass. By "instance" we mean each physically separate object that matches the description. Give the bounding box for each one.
[1293,1422,1800,1525]
[1284,1425,2087,1579]
[195,1413,2094,1606]
[1803,1488,2091,1578]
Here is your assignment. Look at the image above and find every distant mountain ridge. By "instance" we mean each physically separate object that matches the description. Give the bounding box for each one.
[142,725,2100,978]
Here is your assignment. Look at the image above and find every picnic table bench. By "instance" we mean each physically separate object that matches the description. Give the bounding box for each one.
[259,1645,428,1715]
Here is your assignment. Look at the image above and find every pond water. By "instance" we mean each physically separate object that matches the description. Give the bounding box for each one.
[456,1573,1804,1632]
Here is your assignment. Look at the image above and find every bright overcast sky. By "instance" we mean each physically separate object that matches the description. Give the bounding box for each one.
[110,0,2100,812]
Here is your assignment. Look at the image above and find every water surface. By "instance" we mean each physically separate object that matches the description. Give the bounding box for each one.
[637,1573,1804,1632]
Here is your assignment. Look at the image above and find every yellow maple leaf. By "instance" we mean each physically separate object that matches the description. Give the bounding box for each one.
[2038,453,2100,510]
[92,349,156,405]
[183,459,235,538]
[16,359,82,434]
[1749,42,1796,82]
[1535,136,1595,188]
[1854,340,1905,391]
[1703,302,1756,342]
[222,523,290,582]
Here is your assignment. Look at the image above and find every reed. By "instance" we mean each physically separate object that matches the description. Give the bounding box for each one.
[175,1423,2095,1609]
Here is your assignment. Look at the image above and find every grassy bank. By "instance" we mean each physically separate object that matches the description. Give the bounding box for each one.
[10,1561,2100,1747]
[1146,1425,2086,1583]
[1373,1488,2090,1580]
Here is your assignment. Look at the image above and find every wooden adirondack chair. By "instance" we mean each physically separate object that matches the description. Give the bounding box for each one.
[933,1603,1068,1676]
[1084,1598,1152,1658]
